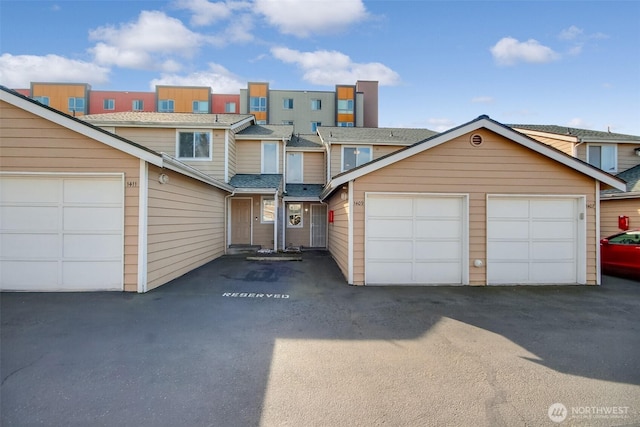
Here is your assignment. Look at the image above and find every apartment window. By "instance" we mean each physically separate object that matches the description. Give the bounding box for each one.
[33,96,49,106]
[262,142,278,173]
[225,102,236,113]
[256,120,267,125]
[337,99,354,114]
[250,97,267,112]
[158,99,174,112]
[132,100,144,111]
[177,131,211,160]
[338,122,354,127]
[103,99,115,110]
[192,101,209,113]
[287,203,303,228]
[262,197,275,223]
[342,146,372,171]
[587,144,617,172]
[282,120,294,125]
[283,98,294,109]
[68,97,85,113]
[311,122,322,132]
[311,99,322,110]
[286,152,303,183]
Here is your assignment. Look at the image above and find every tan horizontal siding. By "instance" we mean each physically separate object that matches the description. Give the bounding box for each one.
[0,100,140,291]
[236,140,262,174]
[600,198,640,238]
[303,152,326,184]
[618,145,640,172]
[351,129,598,285]
[327,191,349,282]
[330,144,405,178]
[146,165,227,290]
[522,134,575,156]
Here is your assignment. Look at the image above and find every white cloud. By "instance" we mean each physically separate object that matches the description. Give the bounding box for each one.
[471,96,494,104]
[426,118,457,132]
[208,13,255,46]
[150,62,245,93]
[254,0,368,37]
[0,54,110,88]
[88,10,204,71]
[174,0,251,26]
[559,25,583,41]
[490,37,560,66]
[271,47,400,86]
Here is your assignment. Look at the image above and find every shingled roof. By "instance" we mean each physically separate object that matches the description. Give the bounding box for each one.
[317,127,438,145]
[81,111,253,127]
[602,164,640,195]
[510,124,640,142]
[287,134,323,149]
[236,124,293,139]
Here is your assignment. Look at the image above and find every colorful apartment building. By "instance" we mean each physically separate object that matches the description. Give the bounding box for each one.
[14,80,379,131]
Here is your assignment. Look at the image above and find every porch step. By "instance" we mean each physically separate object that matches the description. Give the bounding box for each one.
[227,244,262,255]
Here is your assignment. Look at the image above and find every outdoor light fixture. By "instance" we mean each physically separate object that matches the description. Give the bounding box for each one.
[158,174,169,184]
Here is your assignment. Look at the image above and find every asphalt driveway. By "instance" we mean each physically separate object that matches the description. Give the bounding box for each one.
[2,251,639,426]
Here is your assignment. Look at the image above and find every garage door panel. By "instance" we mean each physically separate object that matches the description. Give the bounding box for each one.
[531,241,575,260]
[367,261,414,284]
[63,207,123,231]
[488,199,529,218]
[488,221,529,239]
[64,179,122,204]
[414,262,461,283]
[531,221,575,239]
[531,200,574,218]
[1,261,60,288]
[367,239,413,260]
[530,263,575,283]
[490,263,530,284]
[367,218,413,238]
[63,234,123,258]
[1,178,60,202]
[1,234,60,258]
[415,219,461,239]
[415,240,461,259]
[62,262,123,289]
[367,197,413,217]
[414,197,461,217]
[488,241,529,260]
[2,206,60,230]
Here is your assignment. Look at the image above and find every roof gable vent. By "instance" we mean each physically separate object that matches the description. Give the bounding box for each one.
[470,134,484,147]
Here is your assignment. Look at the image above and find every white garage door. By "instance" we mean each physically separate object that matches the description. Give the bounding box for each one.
[365,194,466,285]
[487,196,583,285]
[1,174,124,291]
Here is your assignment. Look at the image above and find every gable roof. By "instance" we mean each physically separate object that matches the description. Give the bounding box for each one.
[0,86,233,192]
[287,134,323,150]
[510,124,640,143]
[229,174,282,192]
[321,115,627,199]
[317,126,438,146]
[235,124,293,140]
[601,164,640,198]
[80,111,254,130]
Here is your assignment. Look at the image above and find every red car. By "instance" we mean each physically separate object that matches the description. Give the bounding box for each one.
[600,229,640,281]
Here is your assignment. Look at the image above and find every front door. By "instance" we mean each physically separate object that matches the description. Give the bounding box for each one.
[310,204,327,248]
[231,198,252,245]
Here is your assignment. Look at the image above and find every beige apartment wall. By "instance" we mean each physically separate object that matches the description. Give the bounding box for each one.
[600,198,640,238]
[146,165,227,290]
[326,191,350,281]
[114,127,226,180]
[516,131,575,156]
[329,144,406,178]
[236,140,262,173]
[0,101,141,291]
[283,202,311,247]
[617,145,640,172]
[349,128,598,285]
[302,151,326,183]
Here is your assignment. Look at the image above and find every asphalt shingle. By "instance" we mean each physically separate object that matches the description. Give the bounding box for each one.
[509,124,640,142]
[284,184,324,198]
[80,112,253,127]
[229,174,282,189]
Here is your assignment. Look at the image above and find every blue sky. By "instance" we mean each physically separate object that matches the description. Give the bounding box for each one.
[1,0,639,134]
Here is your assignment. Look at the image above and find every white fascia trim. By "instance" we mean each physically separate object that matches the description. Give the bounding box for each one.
[283,196,321,202]
[160,154,234,192]
[230,116,255,131]
[1,89,163,167]
[224,129,230,183]
[600,192,640,200]
[321,118,627,198]
[234,187,279,194]
[137,160,149,293]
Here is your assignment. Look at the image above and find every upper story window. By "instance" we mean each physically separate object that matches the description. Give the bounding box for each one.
[311,122,322,132]
[342,146,372,171]
[286,152,303,183]
[33,96,49,106]
[103,99,115,110]
[177,131,212,160]
[158,99,174,112]
[262,141,278,174]
[68,97,85,113]
[132,100,144,111]
[193,101,209,113]
[338,122,354,127]
[337,99,354,114]
[225,102,236,113]
[250,97,267,112]
[283,98,294,109]
[282,120,294,125]
[311,99,322,110]
[587,144,617,173]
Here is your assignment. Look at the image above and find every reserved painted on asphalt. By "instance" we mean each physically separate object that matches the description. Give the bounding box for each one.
[222,292,290,299]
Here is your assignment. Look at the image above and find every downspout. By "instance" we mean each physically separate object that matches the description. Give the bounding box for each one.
[224,190,236,254]
[595,181,601,285]
[273,189,279,251]
[572,137,585,158]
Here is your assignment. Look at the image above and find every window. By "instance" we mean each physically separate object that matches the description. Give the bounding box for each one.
[587,144,617,172]
[283,98,294,109]
[282,120,294,125]
[33,96,49,106]
[192,101,209,113]
[262,197,275,223]
[338,122,354,127]
[132,100,144,111]
[177,131,211,160]
[338,99,354,114]
[342,146,372,171]
[286,152,303,183]
[158,99,174,112]
[287,203,303,227]
[68,97,85,113]
[262,142,278,173]
[256,120,267,125]
[225,102,236,113]
[311,99,322,110]
[103,99,115,110]
[250,97,267,112]
[311,122,322,132]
